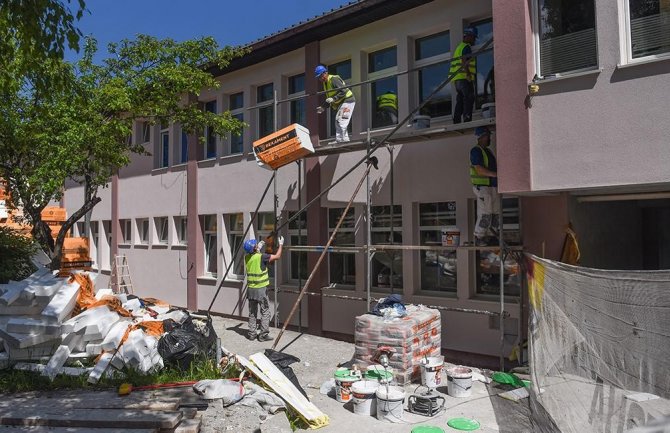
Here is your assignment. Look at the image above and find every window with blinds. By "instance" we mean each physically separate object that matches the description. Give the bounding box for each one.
[628,0,670,59]
[537,0,598,76]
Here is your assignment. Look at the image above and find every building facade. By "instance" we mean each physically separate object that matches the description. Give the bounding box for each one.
[63,0,670,363]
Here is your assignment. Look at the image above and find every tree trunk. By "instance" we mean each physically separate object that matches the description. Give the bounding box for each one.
[51,195,101,270]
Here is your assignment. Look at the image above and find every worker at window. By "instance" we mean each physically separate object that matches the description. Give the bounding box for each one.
[470,127,500,246]
[315,65,356,143]
[376,90,398,126]
[451,26,478,124]
[243,235,283,342]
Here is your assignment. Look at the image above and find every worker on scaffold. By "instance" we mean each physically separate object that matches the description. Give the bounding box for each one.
[470,126,500,246]
[243,235,283,342]
[315,65,356,143]
[451,26,478,124]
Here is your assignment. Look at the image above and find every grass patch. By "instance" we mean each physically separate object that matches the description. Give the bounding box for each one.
[0,357,223,394]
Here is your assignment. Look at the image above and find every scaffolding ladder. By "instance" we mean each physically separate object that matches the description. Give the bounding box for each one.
[111,254,134,294]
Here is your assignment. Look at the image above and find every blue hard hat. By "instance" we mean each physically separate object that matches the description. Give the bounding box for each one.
[464,26,479,38]
[314,65,327,77]
[243,239,257,254]
[474,126,491,138]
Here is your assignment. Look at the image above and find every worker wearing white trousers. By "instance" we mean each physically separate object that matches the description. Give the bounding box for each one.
[315,65,356,143]
[470,126,500,246]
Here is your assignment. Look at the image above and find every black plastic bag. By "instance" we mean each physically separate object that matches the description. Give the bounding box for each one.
[158,316,217,370]
[264,349,307,398]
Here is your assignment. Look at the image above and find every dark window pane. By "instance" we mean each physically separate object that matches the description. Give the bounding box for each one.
[231,113,243,154]
[161,133,169,167]
[258,106,274,137]
[180,131,188,163]
[288,74,305,94]
[257,83,274,102]
[230,92,243,110]
[328,60,351,80]
[372,77,398,128]
[418,62,452,117]
[416,31,451,59]
[369,46,397,72]
[629,0,670,58]
[291,100,306,126]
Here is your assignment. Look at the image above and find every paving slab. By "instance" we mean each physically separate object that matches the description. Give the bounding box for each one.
[164,417,201,433]
[0,427,157,433]
[0,391,182,411]
[0,408,182,429]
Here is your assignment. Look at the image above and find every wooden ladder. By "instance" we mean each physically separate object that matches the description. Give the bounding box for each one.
[111,254,134,294]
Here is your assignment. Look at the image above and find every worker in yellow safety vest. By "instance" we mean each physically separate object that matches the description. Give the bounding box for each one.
[243,235,284,341]
[315,65,356,143]
[470,126,500,246]
[376,90,398,126]
[451,26,478,123]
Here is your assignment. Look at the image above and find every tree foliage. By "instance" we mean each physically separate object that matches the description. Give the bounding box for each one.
[0,35,247,268]
[0,227,37,284]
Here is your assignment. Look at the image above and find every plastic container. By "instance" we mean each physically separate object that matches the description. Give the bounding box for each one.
[334,368,361,403]
[376,385,405,422]
[420,356,444,388]
[412,115,431,129]
[481,102,496,118]
[364,365,394,383]
[441,226,461,247]
[351,380,380,416]
[447,366,473,398]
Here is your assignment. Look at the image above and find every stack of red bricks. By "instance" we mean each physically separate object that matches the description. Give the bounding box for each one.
[353,305,441,384]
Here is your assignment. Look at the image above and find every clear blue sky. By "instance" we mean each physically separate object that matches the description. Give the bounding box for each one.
[66,0,352,63]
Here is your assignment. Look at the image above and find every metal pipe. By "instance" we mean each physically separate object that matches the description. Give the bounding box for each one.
[389,144,395,295]
[273,169,278,329]
[297,160,303,333]
[366,129,372,311]
[499,194,505,371]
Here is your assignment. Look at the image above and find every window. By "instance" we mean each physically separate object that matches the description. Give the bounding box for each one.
[175,216,187,245]
[625,0,670,60]
[536,0,597,76]
[90,221,99,269]
[159,123,169,168]
[288,211,308,281]
[155,217,168,245]
[369,47,398,129]
[327,60,352,138]
[120,219,131,244]
[371,205,402,289]
[141,121,151,144]
[256,83,274,138]
[229,92,244,154]
[256,212,276,279]
[476,198,522,296]
[328,208,356,287]
[180,131,188,164]
[103,220,112,270]
[204,100,217,159]
[419,202,457,293]
[76,222,85,237]
[203,215,217,276]
[137,218,149,245]
[415,31,452,117]
[288,74,306,127]
[469,19,495,108]
[225,213,244,277]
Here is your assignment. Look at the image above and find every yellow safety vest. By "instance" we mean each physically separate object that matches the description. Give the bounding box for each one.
[245,253,269,289]
[470,145,492,186]
[450,42,476,81]
[377,92,398,110]
[323,74,353,108]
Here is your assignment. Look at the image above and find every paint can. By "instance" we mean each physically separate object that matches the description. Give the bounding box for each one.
[412,115,431,129]
[420,356,444,388]
[376,385,405,422]
[334,368,361,403]
[447,366,473,398]
[364,365,394,383]
[441,226,460,246]
[481,102,496,118]
[351,380,380,416]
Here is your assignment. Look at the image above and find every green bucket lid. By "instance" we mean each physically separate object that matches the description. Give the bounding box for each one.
[447,417,480,431]
[522,379,531,388]
[334,369,358,381]
[364,369,393,381]
[412,426,445,433]
[491,371,525,388]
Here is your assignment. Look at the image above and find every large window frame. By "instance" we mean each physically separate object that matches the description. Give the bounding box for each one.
[120,219,132,244]
[203,100,217,160]
[159,122,169,168]
[203,214,218,277]
[326,60,352,138]
[328,207,356,288]
[415,30,452,118]
[256,83,274,139]
[256,212,277,280]
[154,216,168,245]
[469,19,496,108]
[174,216,187,246]
[371,205,403,290]
[225,213,245,279]
[179,130,188,164]
[619,0,670,64]
[532,0,598,78]
[288,211,308,283]
[418,201,458,294]
[368,46,399,129]
[228,92,244,155]
[288,74,306,127]
[137,218,149,245]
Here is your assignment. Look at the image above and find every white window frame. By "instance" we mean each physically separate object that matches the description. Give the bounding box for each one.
[174,216,187,246]
[203,100,217,160]
[90,221,99,269]
[370,205,403,290]
[256,212,277,281]
[228,92,244,155]
[159,123,170,168]
[256,83,274,140]
[418,201,458,294]
[367,45,399,130]
[328,207,356,289]
[414,30,453,120]
[141,121,151,144]
[203,214,218,277]
[154,216,168,245]
[324,59,352,138]
[531,0,599,79]
[120,219,132,244]
[618,0,670,65]
[224,213,244,279]
[287,211,308,283]
[137,218,149,245]
[288,74,306,127]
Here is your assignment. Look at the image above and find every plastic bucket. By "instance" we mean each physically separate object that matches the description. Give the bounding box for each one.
[441,226,461,247]
[334,368,361,403]
[481,103,496,119]
[364,365,394,383]
[376,385,405,422]
[351,380,380,416]
[420,356,444,388]
[447,366,473,398]
[412,115,431,129]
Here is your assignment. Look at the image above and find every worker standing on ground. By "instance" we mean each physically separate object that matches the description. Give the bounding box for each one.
[470,126,500,246]
[243,235,284,342]
[451,26,478,124]
[376,90,398,126]
[315,65,356,143]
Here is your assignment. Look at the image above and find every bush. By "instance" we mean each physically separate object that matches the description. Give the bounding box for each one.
[0,226,37,283]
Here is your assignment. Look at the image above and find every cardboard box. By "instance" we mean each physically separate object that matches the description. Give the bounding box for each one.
[252,123,314,170]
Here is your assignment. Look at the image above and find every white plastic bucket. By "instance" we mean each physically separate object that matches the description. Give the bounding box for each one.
[420,356,444,388]
[334,368,361,403]
[447,366,473,398]
[441,226,461,247]
[412,115,431,129]
[376,386,405,422]
[351,380,379,416]
[481,103,496,118]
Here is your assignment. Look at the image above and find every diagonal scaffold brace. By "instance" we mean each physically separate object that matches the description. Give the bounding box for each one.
[271,156,378,351]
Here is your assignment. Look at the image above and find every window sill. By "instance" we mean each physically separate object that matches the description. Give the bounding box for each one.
[534,68,601,83]
[151,167,169,175]
[220,153,244,161]
[119,243,131,249]
[617,54,670,69]
[135,244,149,249]
[197,158,217,168]
[197,275,218,285]
[471,293,520,302]
[415,290,458,299]
[152,243,168,249]
[172,244,187,250]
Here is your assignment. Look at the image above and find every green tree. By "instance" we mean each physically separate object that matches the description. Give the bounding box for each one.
[0,35,246,269]
[0,227,37,283]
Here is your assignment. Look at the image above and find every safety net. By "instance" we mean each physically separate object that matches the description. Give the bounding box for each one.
[526,255,670,432]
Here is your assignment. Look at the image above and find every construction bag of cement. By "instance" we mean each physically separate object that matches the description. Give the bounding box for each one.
[193,379,245,405]
[157,316,217,369]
